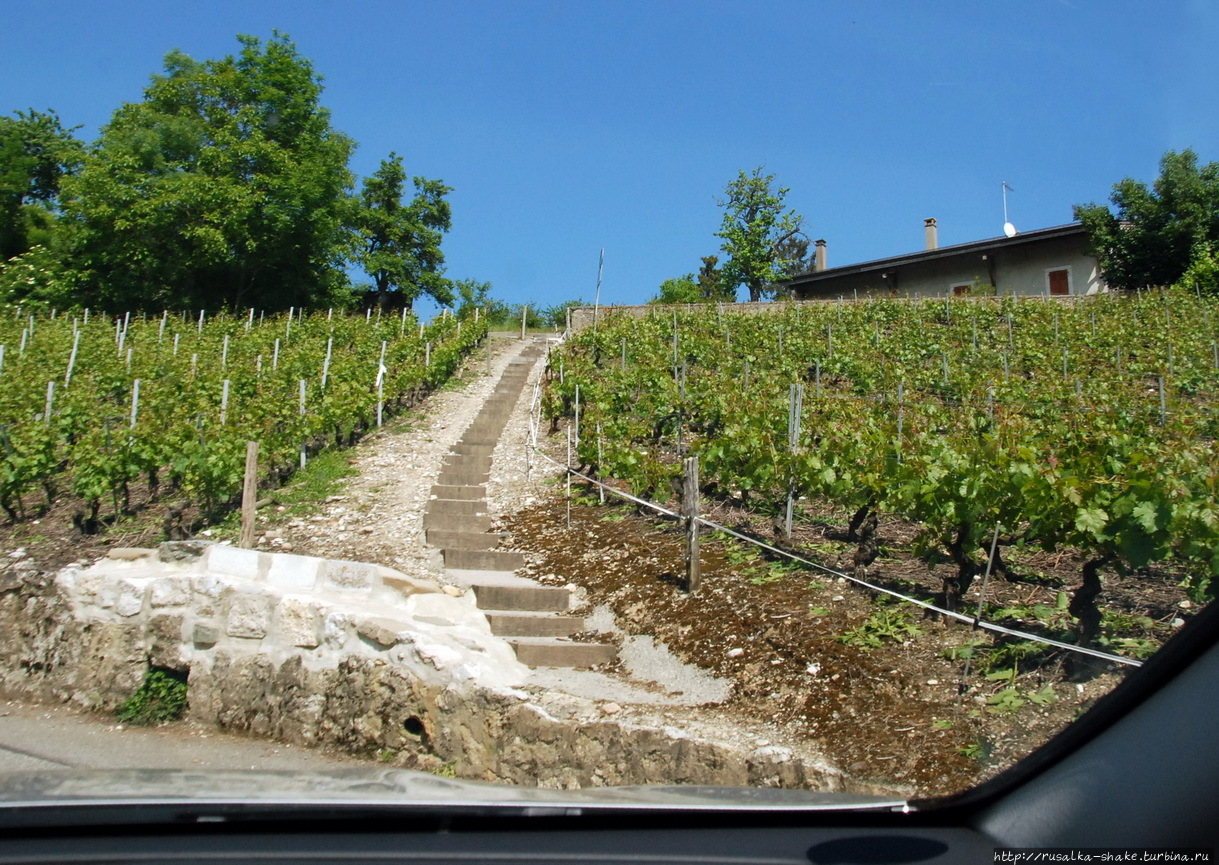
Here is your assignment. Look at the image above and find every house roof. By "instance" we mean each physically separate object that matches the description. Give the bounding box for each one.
[783,222,1092,289]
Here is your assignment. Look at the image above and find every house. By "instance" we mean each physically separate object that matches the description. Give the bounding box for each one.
[783,219,1107,300]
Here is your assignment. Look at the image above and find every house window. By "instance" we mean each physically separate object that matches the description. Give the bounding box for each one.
[1047,267,1071,296]
[952,283,972,296]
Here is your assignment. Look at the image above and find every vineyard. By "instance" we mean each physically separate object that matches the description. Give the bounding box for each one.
[0,305,485,536]
[544,291,1219,659]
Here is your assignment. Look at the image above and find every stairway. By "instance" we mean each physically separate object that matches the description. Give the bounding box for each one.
[423,339,616,669]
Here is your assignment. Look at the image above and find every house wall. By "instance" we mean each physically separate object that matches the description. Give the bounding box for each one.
[795,234,1105,300]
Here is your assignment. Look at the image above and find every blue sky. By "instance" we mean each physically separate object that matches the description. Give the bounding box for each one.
[3,1,1217,313]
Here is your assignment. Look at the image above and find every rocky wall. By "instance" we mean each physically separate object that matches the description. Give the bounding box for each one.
[0,546,896,795]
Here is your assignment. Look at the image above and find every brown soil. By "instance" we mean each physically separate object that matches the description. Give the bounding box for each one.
[501,482,1193,798]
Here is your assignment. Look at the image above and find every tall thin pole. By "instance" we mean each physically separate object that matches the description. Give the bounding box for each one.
[593,248,604,335]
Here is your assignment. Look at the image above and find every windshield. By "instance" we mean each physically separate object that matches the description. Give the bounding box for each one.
[1,1,1216,814]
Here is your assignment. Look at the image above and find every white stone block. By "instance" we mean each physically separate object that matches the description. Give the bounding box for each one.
[266,554,321,591]
[207,545,265,581]
[115,579,146,618]
[226,590,272,639]
[277,597,322,648]
[149,577,191,608]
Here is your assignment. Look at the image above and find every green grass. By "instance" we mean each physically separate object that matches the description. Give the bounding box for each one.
[272,449,360,519]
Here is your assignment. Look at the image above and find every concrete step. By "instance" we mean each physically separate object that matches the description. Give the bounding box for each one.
[471,582,570,612]
[444,568,537,588]
[442,455,492,469]
[449,444,495,457]
[436,467,490,486]
[429,484,485,501]
[425,529,504,550]
[423,513,492,533]
[509,639,618,669]
[483,610,585,638]
[425,498,486,516]
[443,548,525,571]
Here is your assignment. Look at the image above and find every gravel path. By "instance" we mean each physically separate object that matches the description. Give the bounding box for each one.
[260,333,563,580]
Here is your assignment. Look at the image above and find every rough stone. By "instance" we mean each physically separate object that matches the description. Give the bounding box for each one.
[148,613,186,670]
[382,573,437,598]
[277,597,323,649]
[158,540,212,563]
[149,577,191,608]
[323,613,351,650]
[322,560,377,592]
[356,617,405,649]
[108,547,155,561]
[192,572,226,599]
[193,622,220,648]
[226,591,273,639]
[115,580,146,618]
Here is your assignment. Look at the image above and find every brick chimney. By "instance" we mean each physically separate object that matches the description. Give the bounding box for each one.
[924,218,938,250]
[814,239,827,272]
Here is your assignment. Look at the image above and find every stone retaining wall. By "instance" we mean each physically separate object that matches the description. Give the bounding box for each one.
[0,547,899,795]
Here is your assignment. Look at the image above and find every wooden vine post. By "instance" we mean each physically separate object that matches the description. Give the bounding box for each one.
[238,441,260,549]
[683,456,701,593]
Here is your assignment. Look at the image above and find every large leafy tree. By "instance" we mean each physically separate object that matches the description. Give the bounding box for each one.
[0,109,83,260]
[1075,148,1219,293]
[715,167,807,302]
[355,152,453,310]
[59,33,355,311]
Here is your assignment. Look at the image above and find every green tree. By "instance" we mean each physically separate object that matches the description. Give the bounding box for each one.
[0,109,83,260]
[650,256,734,305]
[355,152,453,311]
[651,274,700,304]
[542,298,588,329]
[59,33,355,312]
[1075,148,1219,293]
[453,278,510,322]
[696,255,733,302]
[715,167,807,302]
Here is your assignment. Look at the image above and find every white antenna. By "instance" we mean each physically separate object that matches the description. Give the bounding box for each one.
[1002,181,1017,237]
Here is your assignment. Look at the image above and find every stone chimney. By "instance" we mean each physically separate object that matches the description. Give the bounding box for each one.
[814,239,827,272]
[924,217,938,250]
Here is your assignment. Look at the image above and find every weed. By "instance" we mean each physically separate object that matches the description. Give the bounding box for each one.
[806,580,827,591]
[838,607,924,650]
[932,719,954,730]
[116,667,188,725]
[993,591,1073,632]
[985,687,1026,714]
[1105,637,1159,659]
[1028,685,1057,706]
[808,606,831,617]
[801,541,848,558]
[958,740,991,761]
[432,762,458,778]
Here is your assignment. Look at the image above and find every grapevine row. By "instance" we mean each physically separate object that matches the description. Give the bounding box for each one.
[0,306,486,528]
[546,291,1219,652]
